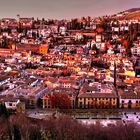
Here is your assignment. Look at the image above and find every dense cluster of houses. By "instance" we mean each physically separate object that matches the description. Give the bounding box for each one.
[0,14,140,112]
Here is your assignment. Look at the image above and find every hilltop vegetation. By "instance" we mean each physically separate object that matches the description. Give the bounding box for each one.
[116,8,140,20]
[125,10,140,20]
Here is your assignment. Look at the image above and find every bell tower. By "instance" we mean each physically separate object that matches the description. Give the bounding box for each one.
[16,14,20,24]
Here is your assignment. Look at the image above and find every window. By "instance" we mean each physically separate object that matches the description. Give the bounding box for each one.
[136,101,139,107]
[9,103,12,106]
[128,100,132,109]
[80,102,82,108]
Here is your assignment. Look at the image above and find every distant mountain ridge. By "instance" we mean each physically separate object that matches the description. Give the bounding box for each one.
[115,8,140,20]
[125,8,140,13]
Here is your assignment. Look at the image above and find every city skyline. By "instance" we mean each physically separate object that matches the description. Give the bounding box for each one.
[0,0,140,19]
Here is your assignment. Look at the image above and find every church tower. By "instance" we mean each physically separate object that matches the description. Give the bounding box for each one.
[16,14,20,23]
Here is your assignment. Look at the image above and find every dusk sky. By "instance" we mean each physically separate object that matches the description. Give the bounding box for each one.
[0,0,140,19]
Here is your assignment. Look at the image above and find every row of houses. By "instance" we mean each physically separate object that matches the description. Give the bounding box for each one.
[1,73,140,111]
[41,81,140,110]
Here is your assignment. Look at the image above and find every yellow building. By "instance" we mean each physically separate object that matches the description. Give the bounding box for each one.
[39,44,48,55]
[78,83,118,109]
[118,89,140,109]
[78,95,117,109]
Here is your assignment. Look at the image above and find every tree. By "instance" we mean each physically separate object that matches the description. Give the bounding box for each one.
[29,125,41,140]
[9,114,31,140]
[0,103,9,118]
[0,113,140,140]
[0,118,11,140]
[48,94,71,109]
[13,125,21,140]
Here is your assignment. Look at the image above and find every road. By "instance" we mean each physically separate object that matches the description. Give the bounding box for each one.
[26,109,140,126]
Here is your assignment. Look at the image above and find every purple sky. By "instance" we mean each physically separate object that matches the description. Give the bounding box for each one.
[0,0,140,19]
